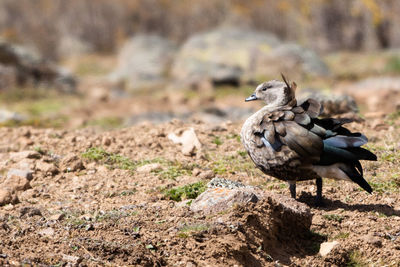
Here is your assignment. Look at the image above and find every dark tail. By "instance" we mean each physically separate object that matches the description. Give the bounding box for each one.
[340,164,373,193]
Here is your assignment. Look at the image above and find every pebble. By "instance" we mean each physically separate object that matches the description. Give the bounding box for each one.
[38,227,55,237]
[319,241,340,256]
[137,163,162,173]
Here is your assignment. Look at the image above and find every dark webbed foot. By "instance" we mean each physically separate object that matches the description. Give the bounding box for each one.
[315,177,324,206]
[288,182,296,199]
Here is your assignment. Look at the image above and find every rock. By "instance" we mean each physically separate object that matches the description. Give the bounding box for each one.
[38,227,55,237]
[339,77,400,114]
[363,234,382,247]
[60,154,84,172]
[7,168,33,181]
[62,254,82,265]
[198,170,215,180]
[172,26,328,86]
[137,163,163,173]
[109,35,177,90]
[259,43,330,78]
[319,241,340,257]
[193,178,312,231]
[20,207,42,217]
[190,187,259,214]
[0,109,26,124]
[10,150,41,161]
[35,161,59,176]
[126,111,177,125]
[18,189,38,202]
[0,39,77,92]
[2,173,31,192]
[168,128,202,156]
[208,177,250,190]
[48,213,65,221]
[298,90,358,116]
[0,189,13,206]
[88,86,109,102]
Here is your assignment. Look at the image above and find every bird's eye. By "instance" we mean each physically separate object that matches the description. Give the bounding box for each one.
[262,85,272,91]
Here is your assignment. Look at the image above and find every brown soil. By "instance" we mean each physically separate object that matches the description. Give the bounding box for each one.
[0,112,399,266]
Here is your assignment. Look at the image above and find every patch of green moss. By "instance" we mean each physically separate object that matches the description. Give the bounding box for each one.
[323,214,344,223]
[163,181,206,201]
[85,117,123,129]
[213,136,223,146]
[81,147,165,171]
[177,224,209,238]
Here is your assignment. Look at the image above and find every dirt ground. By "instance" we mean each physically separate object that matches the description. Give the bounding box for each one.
[0,103,399,266]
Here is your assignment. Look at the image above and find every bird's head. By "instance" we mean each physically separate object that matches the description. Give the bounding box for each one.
[245,74,296,107]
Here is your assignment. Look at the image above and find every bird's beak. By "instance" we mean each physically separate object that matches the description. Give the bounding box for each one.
[245,94,257,102]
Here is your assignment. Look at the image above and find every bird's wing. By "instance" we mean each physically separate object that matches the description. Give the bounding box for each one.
[253,105,324,164]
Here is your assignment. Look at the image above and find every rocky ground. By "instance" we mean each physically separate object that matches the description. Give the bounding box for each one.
[1,36,400,266]
[0,109,399,266]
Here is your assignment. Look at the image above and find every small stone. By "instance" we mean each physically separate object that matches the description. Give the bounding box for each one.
[35,161,59,176]
[0,189,13,206]
[102,137,112,146]
[186,261,197,267]
[3,204,15,211]
[19,189,38,201]
[168,128,202,156]
[10,151,41,161]
[60,154,84,172]
[192,168,201,176]
[20,207,42,217]
[137,163,163,173]
[48,213,65,221]
[363,234,382,247]
[198,170,215,180]
[85,224,94,231]
[319,241,340,257]
[7,168,33,181]
[38,227,55,237]
[2,174,31,192]
[62,254,82,265]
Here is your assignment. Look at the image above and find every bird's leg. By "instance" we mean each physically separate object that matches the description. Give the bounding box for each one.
[288,181,296,199]
[315,177,324,206]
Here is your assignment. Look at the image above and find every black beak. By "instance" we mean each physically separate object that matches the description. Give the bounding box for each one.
[245,94,257,102]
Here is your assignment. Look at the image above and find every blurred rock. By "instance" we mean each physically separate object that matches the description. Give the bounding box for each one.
[137,163,162,173]
[339,77,400,114]
[0,189,13,206]
[125,106,254,126]
[0,109,26,124]
[9,150,41,161]
[319,241,340,257]
[258,43,330,78]
[62,254,82,265]
[109,35,177,90]
[7,168,33,181]
[60,154,84,172]
[35,161,59,176]
[2,172,31,192]
[299,90,358,117]
[172,26,329,86]
[38,227,55,237]
[168,128,201,156]
[0,39,77,92]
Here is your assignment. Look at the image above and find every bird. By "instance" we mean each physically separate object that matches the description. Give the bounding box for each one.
[241,74,377,206]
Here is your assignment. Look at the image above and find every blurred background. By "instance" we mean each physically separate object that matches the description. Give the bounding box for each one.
[0,0,399,130]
